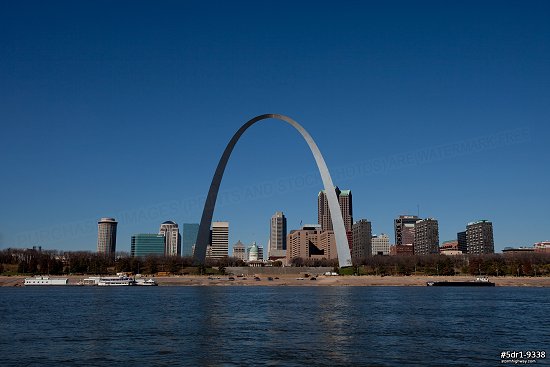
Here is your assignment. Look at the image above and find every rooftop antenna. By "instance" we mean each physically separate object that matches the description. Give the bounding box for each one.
[417,204,420,218]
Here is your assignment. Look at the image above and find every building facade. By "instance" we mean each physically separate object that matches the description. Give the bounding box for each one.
[372,234,390,255]
[466,220,494,254]
[232,240,246,261]
[318,187,353,232]
[269,211,287,259]
[457,231,468,253]
[97,217,117,257]
[182,223,199,257]
[209,221,229,259]
[534,241,550,253]
[414,218,439,255]
[394,215,419,246]
[131,234,165,257]
[159,221,181,256]
[390,244,414,256]
[286,225,327,261]
[352,219,372,260]
[440,240,463,255]
[319,230,337,259]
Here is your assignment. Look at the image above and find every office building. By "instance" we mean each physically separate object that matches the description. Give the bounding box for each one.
[182,223,199,257]
[318,187,353,249]
[232,240,246,261]
[319,230,337,259]
[439,240,462,255]
[286,224,325,261]
[466,220,494,254]
[390,244,414,256]
[269,212,287,259]
[159,221,181,256]
[414,218,439,255]
[131,234,165,257]
[394,215,419,246]
[372,234,390,255]
[318,187,353,232]
[457,231,468,253]
[257,245,264,261]
[352,219,372,260]
[209,221,229,259]
[97,217,117,257]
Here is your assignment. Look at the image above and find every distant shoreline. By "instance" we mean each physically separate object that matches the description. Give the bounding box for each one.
[2,275,550,287]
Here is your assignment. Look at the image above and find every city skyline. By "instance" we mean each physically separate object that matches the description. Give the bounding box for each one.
[1,2,549,253]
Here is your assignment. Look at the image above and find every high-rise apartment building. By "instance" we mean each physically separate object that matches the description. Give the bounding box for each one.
[209,221,229,259]
[413,218,439,255]
[232,240,246,261]
[394,215,419,245]
[269,212,287,259]
[159,221,181,256]
[372,234,390,255]
[97,217,117,257]
[131,234,165,257]
[182,223,199,257]
[466,220,494,254]
[352,219,372,260]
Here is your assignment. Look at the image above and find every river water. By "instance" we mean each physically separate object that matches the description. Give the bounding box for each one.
[0,286,548,366]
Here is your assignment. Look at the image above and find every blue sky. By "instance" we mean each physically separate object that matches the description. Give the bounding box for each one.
[1,1,549,253]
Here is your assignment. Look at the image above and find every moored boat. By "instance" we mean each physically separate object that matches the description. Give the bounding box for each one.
[24,276,69,286]
[135,278,158,286]
[427,277,495,287]
[97,276,136,286]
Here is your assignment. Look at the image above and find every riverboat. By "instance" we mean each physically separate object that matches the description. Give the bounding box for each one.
[427,277,495,287]
[97,276,136,286]
[135,278,158,286]
[24,276,69,286]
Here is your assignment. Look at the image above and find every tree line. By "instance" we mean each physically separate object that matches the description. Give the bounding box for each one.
[349,253,550,276]
[1,247,549,276]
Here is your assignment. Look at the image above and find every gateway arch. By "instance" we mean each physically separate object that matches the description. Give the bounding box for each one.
[194,114,352,268]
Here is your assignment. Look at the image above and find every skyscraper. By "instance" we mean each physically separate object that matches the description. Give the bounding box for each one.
[413,218,439,255]
[318,187,352,249]
[182,223,199,257]
[159,221,181,256]
[97,217,117,257]
[466,220,494,254]
[318,187,353,232]
[269,211,287,259]
[209,221,229,259]
[394,215,419,245]
[131,234,166,257]
[352,219,372,260]
[372,234,390,255]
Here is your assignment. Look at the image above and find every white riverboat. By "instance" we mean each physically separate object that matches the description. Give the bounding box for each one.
[135,278,158,286]
[24,276,69,286]
[97,276,136,286]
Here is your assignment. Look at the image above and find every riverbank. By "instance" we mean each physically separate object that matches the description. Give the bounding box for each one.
[2,275,550,287]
